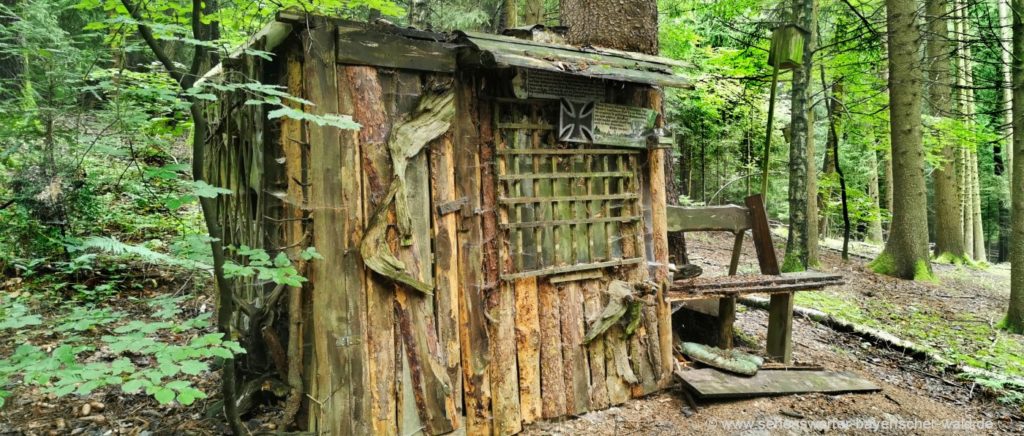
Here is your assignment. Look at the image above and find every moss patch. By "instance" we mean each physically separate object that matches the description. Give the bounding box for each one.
[781,252,805,273]
[934,252,969,265]
[868,252,896,275]
[999,317,1024,335]
[913,260,938,283]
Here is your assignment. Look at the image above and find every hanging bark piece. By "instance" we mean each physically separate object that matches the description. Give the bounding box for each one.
[361,183,433,294]
[360,89,456,294]
[583,280,635,344]
[389,89,456,241]
[679,342,764,376]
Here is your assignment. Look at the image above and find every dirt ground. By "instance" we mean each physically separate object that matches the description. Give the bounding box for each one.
[523,233,1024,435]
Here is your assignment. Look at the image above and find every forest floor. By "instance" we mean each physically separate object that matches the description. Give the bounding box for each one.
[1,231,1022,435]
[525,232,1024,435]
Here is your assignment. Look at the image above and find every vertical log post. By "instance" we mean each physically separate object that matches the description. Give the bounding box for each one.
[745,194,791,362]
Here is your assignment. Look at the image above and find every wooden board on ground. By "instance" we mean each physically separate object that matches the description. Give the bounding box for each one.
[676,369,881,399]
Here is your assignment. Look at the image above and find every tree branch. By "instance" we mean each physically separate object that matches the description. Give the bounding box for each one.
[119,0,186,88]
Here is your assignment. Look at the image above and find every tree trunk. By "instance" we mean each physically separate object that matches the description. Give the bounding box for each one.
[875,0,932,279]
[503,0,518,28]
[783,0,816,272]
[956,2,986,262]
[866,147,884,244]
[825,81,850,260]
[524,0,544,25]
[1000,0,1014,183]
[560,0,658,55]
[927,0,965,259]
[807,105,820,265]
[1005,0,1024,333]
[409,0,429,29]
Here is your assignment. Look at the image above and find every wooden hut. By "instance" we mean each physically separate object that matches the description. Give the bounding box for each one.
[201,11,691,435]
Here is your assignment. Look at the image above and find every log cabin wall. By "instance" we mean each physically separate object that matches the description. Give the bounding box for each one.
[204,16,675,436]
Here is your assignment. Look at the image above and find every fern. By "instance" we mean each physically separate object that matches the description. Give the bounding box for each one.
[69,237,209,270]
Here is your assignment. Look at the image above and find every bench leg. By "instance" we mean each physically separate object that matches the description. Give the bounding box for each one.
[766,292,794,363]
[717,296,736,348]
[728,232,744,276]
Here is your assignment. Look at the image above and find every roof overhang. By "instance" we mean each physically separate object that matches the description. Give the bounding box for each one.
[198,11,692,90]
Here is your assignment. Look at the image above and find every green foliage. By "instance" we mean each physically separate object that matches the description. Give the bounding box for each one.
[0,296,243,408]
[223,245,319,287]
[913,260,937,283]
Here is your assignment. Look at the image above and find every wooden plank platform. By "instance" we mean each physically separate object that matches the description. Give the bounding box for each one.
[667,271,844,302]
[677,368,880,399]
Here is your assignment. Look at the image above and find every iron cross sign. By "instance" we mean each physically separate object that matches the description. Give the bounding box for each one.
[559,99,595,143]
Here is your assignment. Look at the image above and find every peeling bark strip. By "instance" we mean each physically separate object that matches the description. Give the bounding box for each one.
[361,90,455,294]
[351,65,398,436]
[303,21,369,435]
[281,51,307,429]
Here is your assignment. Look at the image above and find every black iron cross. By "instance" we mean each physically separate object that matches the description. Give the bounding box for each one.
[559,99,595,142]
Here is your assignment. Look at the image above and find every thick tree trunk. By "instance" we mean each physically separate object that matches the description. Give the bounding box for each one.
[875,0,932,279]
[783,0,816,271]
[560,0,658,55]
[927,0,964,259]
[1005,0,1024,332]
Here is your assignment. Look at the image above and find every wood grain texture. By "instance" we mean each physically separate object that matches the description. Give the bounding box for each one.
[281,50,308,428]
[648,134,673,390]
[453,74,492,435]
[304,22,369,434]
[483,94,523,436]
[581,280,610,409]
[429,132,464,424]
[349,65,397,436]
[559,282,591,414]
[514,277,542,423]
[538,279,567,417]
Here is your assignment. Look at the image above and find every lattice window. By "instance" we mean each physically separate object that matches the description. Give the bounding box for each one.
[495,100,645,280]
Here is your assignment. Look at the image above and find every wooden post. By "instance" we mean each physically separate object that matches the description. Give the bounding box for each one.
[718,231,745,348]
[453,74,492,436]
[744,194,792,362]
[647,91,674,389]
[304,21,370,434]
[350,66,397,436]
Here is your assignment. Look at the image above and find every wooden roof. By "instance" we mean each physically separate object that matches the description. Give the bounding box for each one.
[456,31,692,88]
[201,11,691,89]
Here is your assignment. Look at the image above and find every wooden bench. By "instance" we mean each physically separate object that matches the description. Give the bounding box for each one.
[666,194,844,363]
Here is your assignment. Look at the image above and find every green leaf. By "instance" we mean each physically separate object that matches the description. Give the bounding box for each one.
[267,106,362,130]
[191,180,232,198]
[178,360,208,375]
[165,380,191,391]
[175,387,206,405]
[153,386,175,405]
[273,251,291,268]
[122,378,148,394]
